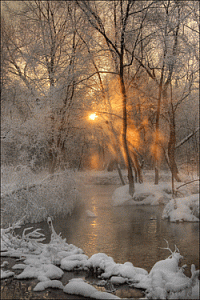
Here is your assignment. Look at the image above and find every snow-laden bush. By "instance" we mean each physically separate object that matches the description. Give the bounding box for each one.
[162,194,199,222]
[1,166,79,226]
[142,242,200,299]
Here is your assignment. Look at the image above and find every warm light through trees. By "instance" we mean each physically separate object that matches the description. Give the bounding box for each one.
[1,0,199,188]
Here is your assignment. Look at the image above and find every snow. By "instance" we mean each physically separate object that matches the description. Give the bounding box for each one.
[1,260,9,268]
[84,253,148,285]
[1,269,15,279]
[162,194,199,222]
[61,254,89,271]
[110,276,127,285]
[1,168,199,300]
[112,183,171,206]
[33,280,64,292]
[112,183,199,223]
[1,220,199,299]
[12,263,27,270]
[63,278,120,299]
[16,263,64,280]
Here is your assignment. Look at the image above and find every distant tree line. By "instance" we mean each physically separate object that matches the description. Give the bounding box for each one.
[1,1,199,192]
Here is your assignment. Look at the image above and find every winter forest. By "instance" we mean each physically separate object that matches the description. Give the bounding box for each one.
[1,1,199,299]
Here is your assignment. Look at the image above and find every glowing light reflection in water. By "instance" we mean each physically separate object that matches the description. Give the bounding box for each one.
[53,185,199,275]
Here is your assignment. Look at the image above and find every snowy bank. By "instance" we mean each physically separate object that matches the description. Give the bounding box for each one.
[1,218,199,299]
[112,183,199,223]
[162,194,199,222]
[112,183,171,206]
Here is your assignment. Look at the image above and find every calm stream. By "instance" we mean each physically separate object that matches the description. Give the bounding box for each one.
[2,183,199,299]
[52,184,199,275]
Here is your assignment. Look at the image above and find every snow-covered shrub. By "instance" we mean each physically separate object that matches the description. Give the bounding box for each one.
[162,194,199,222]
[143,241,200,299]
[1,167,79,226]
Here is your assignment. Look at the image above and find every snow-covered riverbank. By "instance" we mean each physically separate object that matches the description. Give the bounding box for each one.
[1,218,199,299]
[1,167,199,298]
[2,167,198,227]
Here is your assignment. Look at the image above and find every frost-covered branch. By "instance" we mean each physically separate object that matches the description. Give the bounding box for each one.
[175,127,199,149]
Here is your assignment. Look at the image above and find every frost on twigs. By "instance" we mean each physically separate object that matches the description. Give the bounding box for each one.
[1,167,78,226]
[1,221,45,254]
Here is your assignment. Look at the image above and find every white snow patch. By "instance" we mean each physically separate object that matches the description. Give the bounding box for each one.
[16,263,64,280]
[1,261,9,268]
[1,269,15,279]
[85,253,148,282]
[64,278,120,299]
[135,244,200,299]
[12,264,27,270]
[162,194,199,222]
[110,276,127,284]
[33,280,64,291]
[112,183,171,206]
[61,254,88,271]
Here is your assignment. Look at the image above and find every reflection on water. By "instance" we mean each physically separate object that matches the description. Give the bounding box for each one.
[53,184,199,275]
[3,184,199,299]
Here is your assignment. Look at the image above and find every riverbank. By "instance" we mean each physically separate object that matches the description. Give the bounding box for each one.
[1,168,199,299]
[1,215,199,299]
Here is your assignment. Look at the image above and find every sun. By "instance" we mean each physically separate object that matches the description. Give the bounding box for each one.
[89,113,97,120]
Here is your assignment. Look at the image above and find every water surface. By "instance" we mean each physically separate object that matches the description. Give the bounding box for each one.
[53,184,199,276]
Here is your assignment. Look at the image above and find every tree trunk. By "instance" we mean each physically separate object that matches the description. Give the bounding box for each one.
[48,149,57,173]
[168,117,181,182]
[120,72,134,196]
[115,161,126,186]
[130,150,143,183]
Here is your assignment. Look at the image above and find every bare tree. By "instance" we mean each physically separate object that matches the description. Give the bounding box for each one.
[77,0,154,195]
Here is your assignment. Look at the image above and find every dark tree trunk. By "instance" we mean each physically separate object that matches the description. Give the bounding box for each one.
[168,117,181,182]
[120,71,134,196]
[130,150,143,183]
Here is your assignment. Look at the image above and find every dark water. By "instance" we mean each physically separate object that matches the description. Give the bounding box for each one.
[2,184,199,299]
[51,184,199,276]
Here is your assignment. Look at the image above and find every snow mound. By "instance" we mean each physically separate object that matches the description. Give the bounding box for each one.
[64,278,120,299]
[16,263,64,281]
[1,269,15,279]
[141,246,200,299]
[162,194,199,222]
[61,254,89,271]
[85,253,148,282]
[112,183,171,206]
[33,280,64,291]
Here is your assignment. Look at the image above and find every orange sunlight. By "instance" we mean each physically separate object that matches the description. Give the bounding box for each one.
[89,113,97,120]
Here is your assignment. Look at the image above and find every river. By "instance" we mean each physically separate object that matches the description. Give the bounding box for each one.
[2,183,199,299]
[52,184,199,276]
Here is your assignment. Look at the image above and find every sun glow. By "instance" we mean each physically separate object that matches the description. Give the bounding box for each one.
[89,113,97,120]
